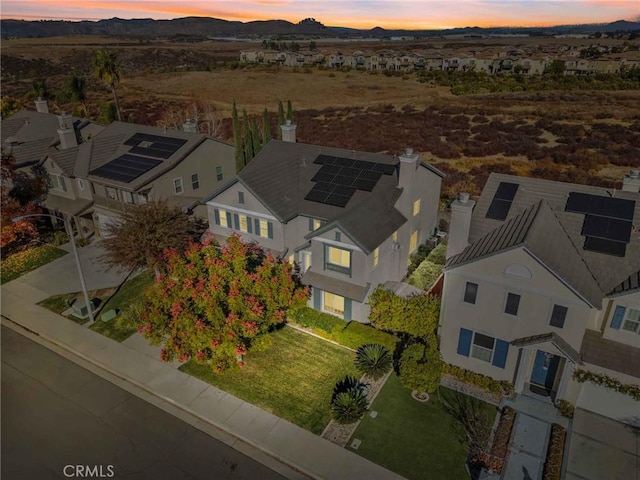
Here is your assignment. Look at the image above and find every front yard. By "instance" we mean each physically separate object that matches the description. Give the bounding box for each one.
[349,375,496,480]
[1,245,67,284]
[181,326,360,434]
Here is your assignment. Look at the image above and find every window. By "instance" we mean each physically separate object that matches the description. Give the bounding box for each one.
[464,282,478,305]
[471,333,495,363]
[413,199,421,216]
[218,209,229,228]
[335,232,341,242]
[504,293,521,316]
[409,230,418,252]
[216,166,223,181]
[373,247,379,267]
[238,191,245,204]
[392,230,398,242]
[123,191,134,204]
[622,308,640,333]
[549,304,568,328]
[191,173,199,190]
[309,218,323,232]
[325,245,351,275]
[48,173,67,192]
[257,219,269,238]
[106,187,117,200]
[138,190,149,203]
[173,178,183,194]
[323,292,345,317]
[288,255,295,265]
[77,178,85,191]
[238,214,249,232]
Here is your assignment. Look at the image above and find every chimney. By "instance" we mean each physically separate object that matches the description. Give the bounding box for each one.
[34,97,49,114]
[57,112,77,149]
[398,147,420,188]
[183,119,197,133]
[622,170,640,193]
[446,192,476,259]
[280,119,296,143]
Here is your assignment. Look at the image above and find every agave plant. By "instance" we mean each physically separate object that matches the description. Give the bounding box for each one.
[354,343,393,380]
[330,375,369,424]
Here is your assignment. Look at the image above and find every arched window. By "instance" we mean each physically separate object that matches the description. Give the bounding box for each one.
[505,264,532,279]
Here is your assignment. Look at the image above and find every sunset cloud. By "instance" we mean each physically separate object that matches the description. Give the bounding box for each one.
[2,0,638,29]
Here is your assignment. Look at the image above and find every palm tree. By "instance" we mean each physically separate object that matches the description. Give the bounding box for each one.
[354,344,393,381]
[330,376,369,424]
[93,48,122,121]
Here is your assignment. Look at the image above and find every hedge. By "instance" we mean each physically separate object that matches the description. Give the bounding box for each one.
[542,424,566,480]
[289,307,398,351]
[572,368,640,401]
[443,364,514,395]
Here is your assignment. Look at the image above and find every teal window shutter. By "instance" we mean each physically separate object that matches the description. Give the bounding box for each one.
[267,222,274,239]
[457,328,472,357]
[214,209,220,225]
[610,305,626,329]
[254,218,260,234]
[313,288,321,310]
[226,212,232,227]
[343,298,352,321]
[309,218,314,231]
[246,217,252,233]
[233,214,240,230]
[492,339,509,368]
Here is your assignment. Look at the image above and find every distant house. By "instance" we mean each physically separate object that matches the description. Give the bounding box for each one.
[439,172,640,408]
[204,125,444,322]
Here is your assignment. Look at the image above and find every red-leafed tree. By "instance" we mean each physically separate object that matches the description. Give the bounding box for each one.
[137,235,309,372]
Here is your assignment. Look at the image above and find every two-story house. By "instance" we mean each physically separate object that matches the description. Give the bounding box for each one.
[439,172,640,408]
[204,127,444,322]
[85,121,235,236]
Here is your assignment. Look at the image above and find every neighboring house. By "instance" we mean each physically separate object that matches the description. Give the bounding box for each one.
[85,121,235,236]
[439,172,640,408]
[204,125,444,322]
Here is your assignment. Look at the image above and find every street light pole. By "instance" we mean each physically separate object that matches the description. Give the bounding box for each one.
[12,214,95,324]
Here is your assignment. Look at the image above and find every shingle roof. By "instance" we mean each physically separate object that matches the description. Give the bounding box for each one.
[458,173,640,305]
[447,199,603,308]
[302,269,371,302]
[580,329,640,378]
[234,140,440,251]
[511,332,583,365]
[608,271,640,297]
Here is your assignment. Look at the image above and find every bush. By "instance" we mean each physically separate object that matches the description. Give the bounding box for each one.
[555,399,574,419]
[426,242,447,265]
[354,344,393,380]
[1,245,67,284]
[399,343,443,394]
[408,260,442,290]
[443,364,513,395]
[53,231,69,246]
[289,307,398,351]
[542,424,566,480]
[407,244,432,275]
[330,375,369,424]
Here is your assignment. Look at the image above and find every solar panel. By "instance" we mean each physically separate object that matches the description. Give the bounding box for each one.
[353,160,374,169]
[373,164,395,175]
[325,194,351,207]
[304,188,330,203]
[123,135,141,147]
[358,170,383,181]
[566,192,635,220]
[314,155,335,165]
[311,172,336,183]
[319,164,342,175]
[336,158,356,168]
[582,215,633,243]
[332,185,357,197]
[314,182,335,193]
[352,178,377,191]
[129,146,173,159]
[90,154,162,183]
[339,166,361,178]
[494,182,519,201]
[486,199,512,220]
[584,236,626,257]
[334,175,356,186]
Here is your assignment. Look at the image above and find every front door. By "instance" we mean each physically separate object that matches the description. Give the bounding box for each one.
[531,349,560,391]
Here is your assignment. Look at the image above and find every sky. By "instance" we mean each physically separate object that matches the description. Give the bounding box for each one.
[2,1,639,30]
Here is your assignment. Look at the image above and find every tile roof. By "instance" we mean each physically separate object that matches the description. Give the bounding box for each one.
[580,329,640,378]
[459,173,640,305]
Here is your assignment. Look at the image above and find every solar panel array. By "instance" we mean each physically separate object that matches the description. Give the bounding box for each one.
[91,154,162,183]
[304,154,395,208]
[565,192,636,257]
[486,182,519,220]
[91,132,188,183]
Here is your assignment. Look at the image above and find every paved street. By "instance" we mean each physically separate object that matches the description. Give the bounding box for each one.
[1,326,286,480]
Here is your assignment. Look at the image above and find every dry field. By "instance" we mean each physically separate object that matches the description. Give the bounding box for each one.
[2,36,639,196]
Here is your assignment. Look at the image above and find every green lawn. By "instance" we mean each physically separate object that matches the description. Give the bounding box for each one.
[349,375,494,480]
[1,245,67,284]
[89,271,154,342]
[180,326,360,434]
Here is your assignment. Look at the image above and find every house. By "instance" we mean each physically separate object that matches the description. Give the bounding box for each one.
[204,124,444,322]
[85,121,235,236]
[439,172,640,409]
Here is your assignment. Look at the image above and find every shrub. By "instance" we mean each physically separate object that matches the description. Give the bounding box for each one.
[542,424,566,480]
[53,231,69,246]
[426,242,447,265]
[407,244,432,275]
[555,399,574,419]
[1,245,67,284]
[481,406,516,473]
[408,260,442,290]
[573,368,640,401]
[330,375,369,424]
[354,344,393,380]
[443,364,513,395]
[399,343,443,394]
[289,307,398,351]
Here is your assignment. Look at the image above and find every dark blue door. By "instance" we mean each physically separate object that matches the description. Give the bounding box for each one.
[531,350,560,389]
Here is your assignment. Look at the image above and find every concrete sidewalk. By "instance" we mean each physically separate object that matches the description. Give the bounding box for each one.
[1,280,404,480]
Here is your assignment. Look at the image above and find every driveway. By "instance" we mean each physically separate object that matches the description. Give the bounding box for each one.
[13,241,132,296]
